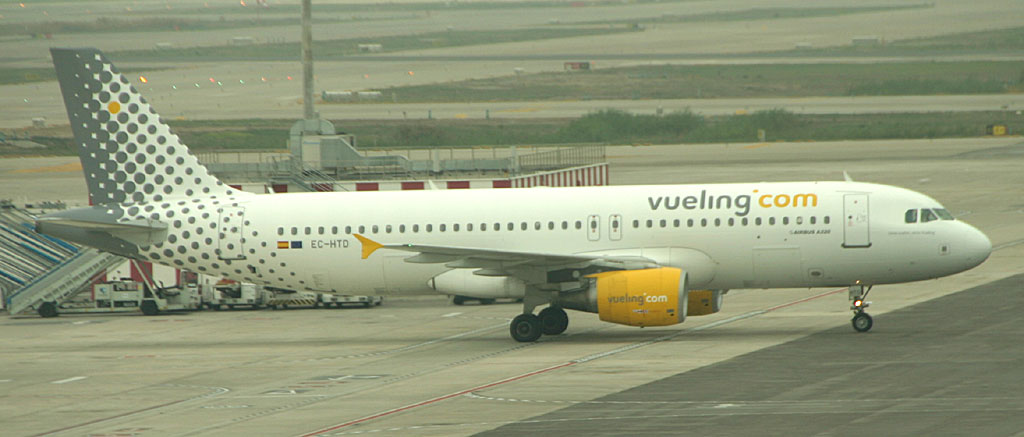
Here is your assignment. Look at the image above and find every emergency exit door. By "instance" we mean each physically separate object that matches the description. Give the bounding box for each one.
[587,214,600,241]
[609,214,623,241]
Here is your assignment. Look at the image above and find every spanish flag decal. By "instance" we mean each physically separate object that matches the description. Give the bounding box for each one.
[277,241,303,249]
[277,241,289,249]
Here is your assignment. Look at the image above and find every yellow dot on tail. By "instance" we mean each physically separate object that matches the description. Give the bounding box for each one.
[108,101,121,114]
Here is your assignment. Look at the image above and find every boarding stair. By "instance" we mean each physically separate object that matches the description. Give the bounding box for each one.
[0,204,125,316]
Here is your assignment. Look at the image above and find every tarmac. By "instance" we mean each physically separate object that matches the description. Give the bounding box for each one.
[1,137,1022,436]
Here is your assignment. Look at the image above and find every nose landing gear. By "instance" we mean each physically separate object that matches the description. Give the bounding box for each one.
[849,285,873,332]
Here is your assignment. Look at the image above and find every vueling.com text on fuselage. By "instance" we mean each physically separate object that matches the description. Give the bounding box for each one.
[647,189,819,217]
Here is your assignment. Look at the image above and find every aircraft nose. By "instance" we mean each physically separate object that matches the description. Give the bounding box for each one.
[961,224,992,268]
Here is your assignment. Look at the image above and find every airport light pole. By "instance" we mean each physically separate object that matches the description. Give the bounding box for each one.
[301,0,315,127]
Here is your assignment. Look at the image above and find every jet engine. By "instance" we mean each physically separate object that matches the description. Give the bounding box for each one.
[557,267,688,327]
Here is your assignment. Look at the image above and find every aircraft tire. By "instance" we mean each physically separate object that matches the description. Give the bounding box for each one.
[479,298,496,305]
[140,300,160,316]
[852,312,873,332]
[37,302,58,318]
[539,307,569,335]
[452,296,466,305]
[510,314,543,342]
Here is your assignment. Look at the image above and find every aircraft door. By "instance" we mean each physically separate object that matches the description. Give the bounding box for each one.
[609,214,622,241]
[587,214,600,241]
[217,206,246,260]
[842,194,871,248]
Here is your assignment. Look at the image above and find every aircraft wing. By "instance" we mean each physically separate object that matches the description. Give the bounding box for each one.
[353,234,657,277]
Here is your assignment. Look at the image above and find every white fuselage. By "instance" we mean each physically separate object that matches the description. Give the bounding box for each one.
[162,181,990,295]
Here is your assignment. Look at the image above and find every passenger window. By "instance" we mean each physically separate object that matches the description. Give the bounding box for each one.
[575,221,582,229]
[494,222,500,230]
[507,222,514,231]
[782,217,789,225]
[921,209,938,223]
[291,227,298,235]
[331,226,338,234]
[481,223,487,231]
[521,222,527,231]
[305,227,311,235]
[562,221,568,230]
[796,217,803,225]
[633,219,640,228]
[358,225,365,234]
[741,217,749,226]
[659,219,667,228]
[700,218,707,227]
[646,219,653,228]
[755,217,762,226]
[548,221,555,230]
[399,224,406,233]
[824,216,831,225]
[426,224,433,232]
[810,217,816,225]
[386,225,392,233]
[769,217,776,225]
[687,219,694,227]
[905,209,918,223]
[318,226,325,234]
[277,227,284,235]
[714,218,721,227]
[728,218,735,226]
[440,224,447,232]
[455,224,462,232]
[412,224,419,233]
[934,208,954,220]
[534,221,541,230]
[372,225,379,234]
[673,219,680,227]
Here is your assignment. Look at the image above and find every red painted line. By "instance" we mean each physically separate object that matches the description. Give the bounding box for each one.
[764,287,846,313]
[300,362,577,436]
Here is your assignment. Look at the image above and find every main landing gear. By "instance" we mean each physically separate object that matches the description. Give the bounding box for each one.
[510,307,569,342]
[510,290,570,342]
[849,285,873,333]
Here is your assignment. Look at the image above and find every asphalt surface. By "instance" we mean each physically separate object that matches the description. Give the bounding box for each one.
[480,273,1024,436]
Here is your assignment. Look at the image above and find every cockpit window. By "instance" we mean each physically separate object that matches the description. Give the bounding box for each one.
[904,209,918,223]
[934,208,955,220]
[920,208,938,223]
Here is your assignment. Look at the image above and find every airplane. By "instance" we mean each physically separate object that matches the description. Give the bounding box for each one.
[36,48,992,342]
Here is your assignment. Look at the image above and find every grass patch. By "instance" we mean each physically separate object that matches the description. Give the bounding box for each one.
[770,26,1024,57]
[372,61,1024,102]
[575,4,930,26]
[11,110,1021,156]
[111,27,639,62]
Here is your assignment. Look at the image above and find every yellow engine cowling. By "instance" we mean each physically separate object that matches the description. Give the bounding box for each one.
[687,289,725,316]
[590,267,688,327]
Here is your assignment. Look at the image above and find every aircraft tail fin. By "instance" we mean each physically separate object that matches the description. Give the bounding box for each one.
[50,48,239,206]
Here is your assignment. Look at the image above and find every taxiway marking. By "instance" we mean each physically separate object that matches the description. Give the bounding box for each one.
[51,376,87,384]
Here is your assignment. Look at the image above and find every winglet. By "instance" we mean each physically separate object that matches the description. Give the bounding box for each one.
[353,234,383,259]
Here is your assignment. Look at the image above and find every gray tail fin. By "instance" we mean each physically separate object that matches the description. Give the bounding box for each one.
[50,48,239,206]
